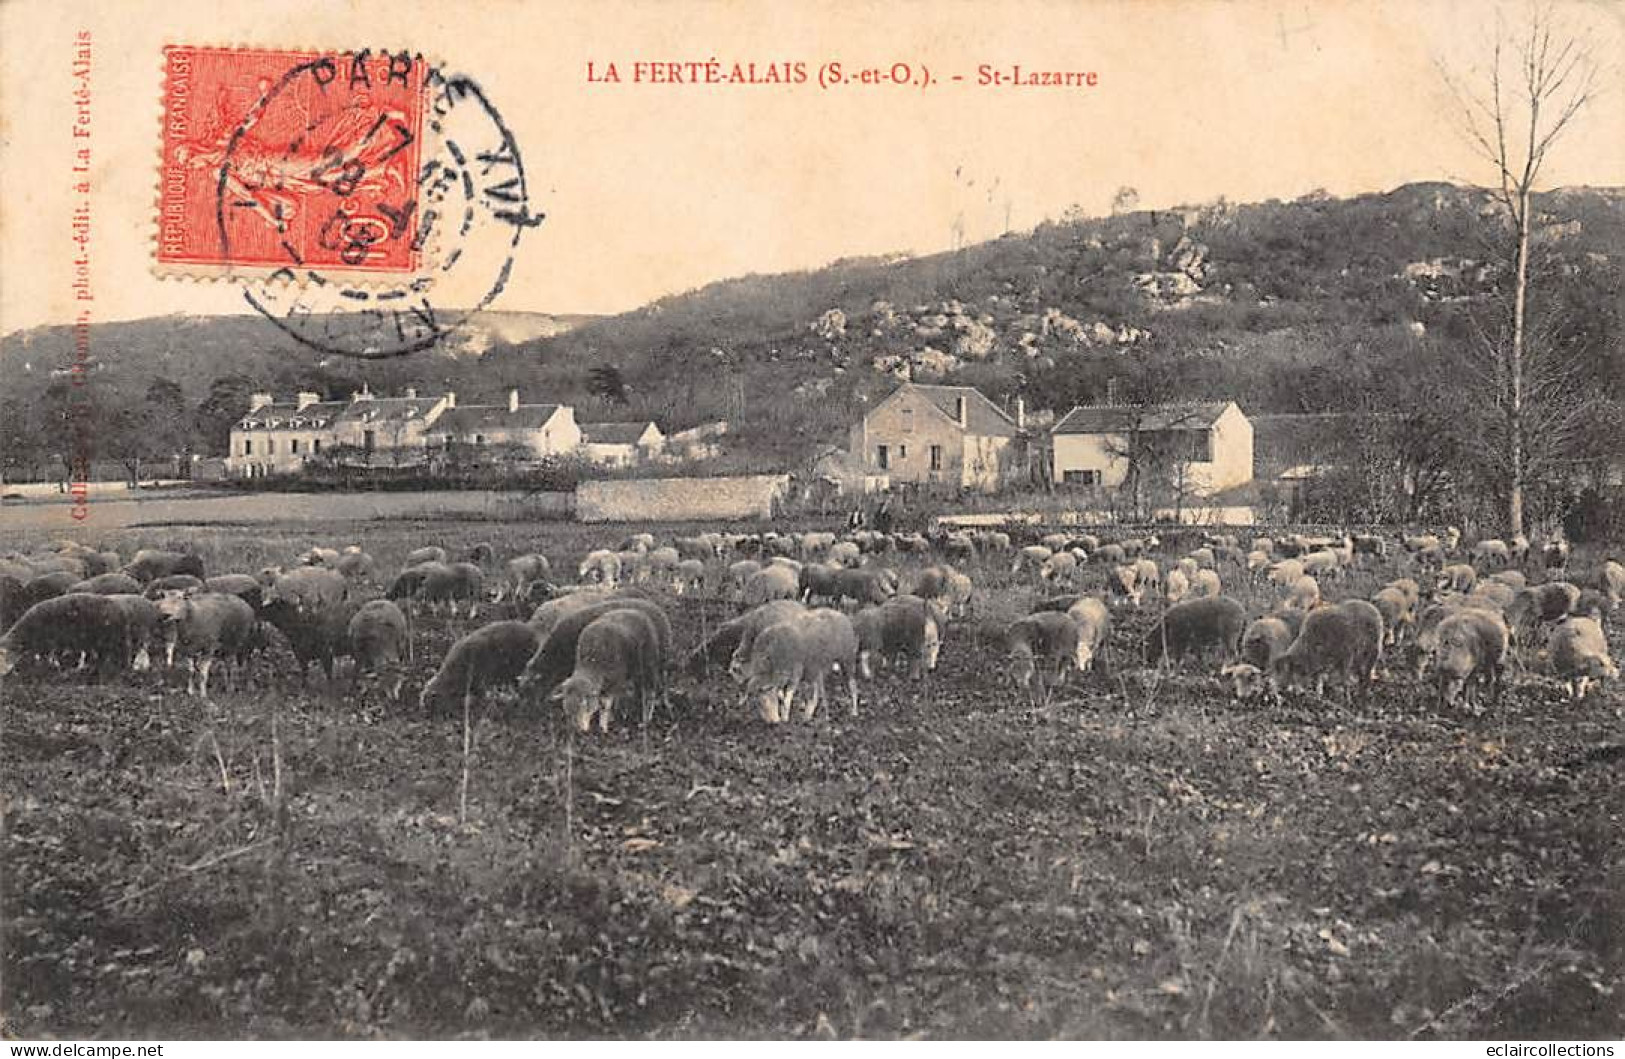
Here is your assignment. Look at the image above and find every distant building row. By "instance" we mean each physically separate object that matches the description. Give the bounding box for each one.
[225,389,670,478]
[836,382,1253,495]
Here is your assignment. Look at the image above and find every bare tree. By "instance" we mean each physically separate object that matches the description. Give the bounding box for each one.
[1439,1,1599,536]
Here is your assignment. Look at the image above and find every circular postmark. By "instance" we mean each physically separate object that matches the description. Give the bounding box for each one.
[213,50,542,359]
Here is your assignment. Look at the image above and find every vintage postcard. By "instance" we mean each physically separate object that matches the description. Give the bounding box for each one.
[2,0,1623,1043]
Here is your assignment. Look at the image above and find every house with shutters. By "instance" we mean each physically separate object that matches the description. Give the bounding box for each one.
[847,382,1025,491]
[225,392,353,478]
[1048,400,1253,495]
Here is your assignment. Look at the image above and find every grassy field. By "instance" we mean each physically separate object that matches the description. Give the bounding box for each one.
[2,518,1621,1039]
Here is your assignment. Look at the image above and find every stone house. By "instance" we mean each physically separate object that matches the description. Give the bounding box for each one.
[579,421,665,467]
[423,389,582,458]
[1048,400,1253,496]
[847,383,1024,492]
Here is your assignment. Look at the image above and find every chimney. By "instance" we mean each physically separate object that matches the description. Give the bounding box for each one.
[1015,396,1025,430]
[296,391,320,411]
[249,392,274,412]
[443,391,456,409]
[405,387,417,399]
[955,395,967,427]
[508,388,520,413]
[351,385,373,403]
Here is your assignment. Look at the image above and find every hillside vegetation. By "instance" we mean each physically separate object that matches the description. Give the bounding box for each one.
[2,183,1620,483]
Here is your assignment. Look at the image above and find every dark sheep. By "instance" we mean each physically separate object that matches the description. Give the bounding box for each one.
[1143,596,1247,666]
[1004,611,1085,691]
[420,621,542,719]
[21,571,79,609]
[852,594,944,679]
[680,599,803,677]
[833,566,899,607]
[518,597,674,702]
[1431,609,1509,707]
[259,598,361,685]
[68,572,143,596]
[555,609,666,733]
[204,574,265,609]
[800,563,843,605]
[0,574,29,632]
[0,593,131,677]
[124,549,204,583]
[1271,600,1385,699]
[106,594,163,672]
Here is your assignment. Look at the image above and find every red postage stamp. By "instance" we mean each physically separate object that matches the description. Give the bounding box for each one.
[157,46,427,273]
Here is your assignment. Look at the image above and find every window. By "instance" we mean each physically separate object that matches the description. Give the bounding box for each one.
[313,439,321,453]
[876,444,889,469]
[291,439,301,454]
[929,444,943,471]
[1063,469,1101,486]
[267,439,276,455]
[363,430,376,452]
[898,444,908,460]
[243,439,253,456]
[475,434,486,445]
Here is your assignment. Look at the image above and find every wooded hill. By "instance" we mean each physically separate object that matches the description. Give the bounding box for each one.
[2,182,1620,481]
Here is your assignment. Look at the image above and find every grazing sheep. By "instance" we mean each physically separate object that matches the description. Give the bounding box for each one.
[1414,544,1447,570]
[1370,587,1415,645]
[1268,559,1305,589]
[263,566,348,613]
[833,567,899,607]
[1489,569,1527,590]
[22,571,79,608]
[1245,550,1271,578]
[617,550,651,584]
[348,600,409,698]
[527,587,623,639]
[1188,547,1217,569]
[1014,545,1053,575]
[828,541,863,568]
[1468,580,1517,614]
[124,549,204,583]
[1190,568,1222,599]
[1164,568,1191,605]
[555,609,666,733]
[619,533,656,554]
[674,535,717,562]
[1131,558,1161,595]
[300,546,341,567]
[384,561,448,607]
[336,547,377,582]
[1597,560,1624,608]
[144,574,206,598]
[1436,563,1477,595]
[1351,534,1388,563]
[1429,609,1509,707]
[1540,536,1570,571]
[1301,549,1341,580]
[106,594,163,672]
[1220,617,1296,701]
[645,546,681,578]
[1270,600,1384,699]
[1573,590,1609,628]
[1108,564,1142,606]
[744,609,860,723]
[1506,581,1581,643]
[68,572,143,596]
[1175,556,1200,581]
[1251,536,1277,556]
[0,574,29,632]
[1471,539,1511,567]
[726,560,763,600]
[1143,597,1247,667]
[461,542,496,565]
[420,621,542,719]
[1282,575,1321,612]
[418,562,485,617]
[1545,617,1618,699]
[154,591,259,696]
[519,598,673,703]
[852,594,944,679]
[500,554,553,603]
[259,597,359,685]
[203,574,265,609]
[798,532,837,559]
[1004,612,1086,691]
[671,559,707,595]
[1509,534,1530,565]
[912,565,973,618]
[405,545,448,566]
[800,563,843,605]
[1094,543,1127,566]
[974,530,1012,553]
[0,594,131,677]
[579,549,623,586]
[1065,596,1111,674]
[1040,551,1081,585]
[743,564,801,605]
[684,599,806,677]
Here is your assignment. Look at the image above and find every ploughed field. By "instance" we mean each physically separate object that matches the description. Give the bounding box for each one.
[3,519,1621,1039]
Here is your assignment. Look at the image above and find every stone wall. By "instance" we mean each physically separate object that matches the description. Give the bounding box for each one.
[576,475,791,523]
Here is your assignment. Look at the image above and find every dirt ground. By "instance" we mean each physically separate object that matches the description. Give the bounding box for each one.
[2,519,1621,1039]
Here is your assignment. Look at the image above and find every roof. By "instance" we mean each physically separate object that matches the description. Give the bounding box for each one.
[580,422,659,446]
[334,396,442,426]
[1052,401,1234,435]
[237,401,350,431]
[426,404,562,435]
[870,383,1019,437]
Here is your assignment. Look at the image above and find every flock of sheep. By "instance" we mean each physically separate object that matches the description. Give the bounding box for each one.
[2,524,1622,733]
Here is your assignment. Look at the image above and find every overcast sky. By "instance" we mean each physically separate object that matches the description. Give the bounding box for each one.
[2,0,1621,333]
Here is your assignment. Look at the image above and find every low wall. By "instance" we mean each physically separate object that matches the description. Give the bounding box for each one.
[576,475,790,523]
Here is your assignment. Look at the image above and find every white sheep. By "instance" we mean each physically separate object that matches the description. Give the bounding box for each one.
[1282,575,1320,612]
[1190,568,1221,598]
[1164,568,1190,605]
[1544,617,1618,699]
[744,609,860,723]
[579,549,623,586]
